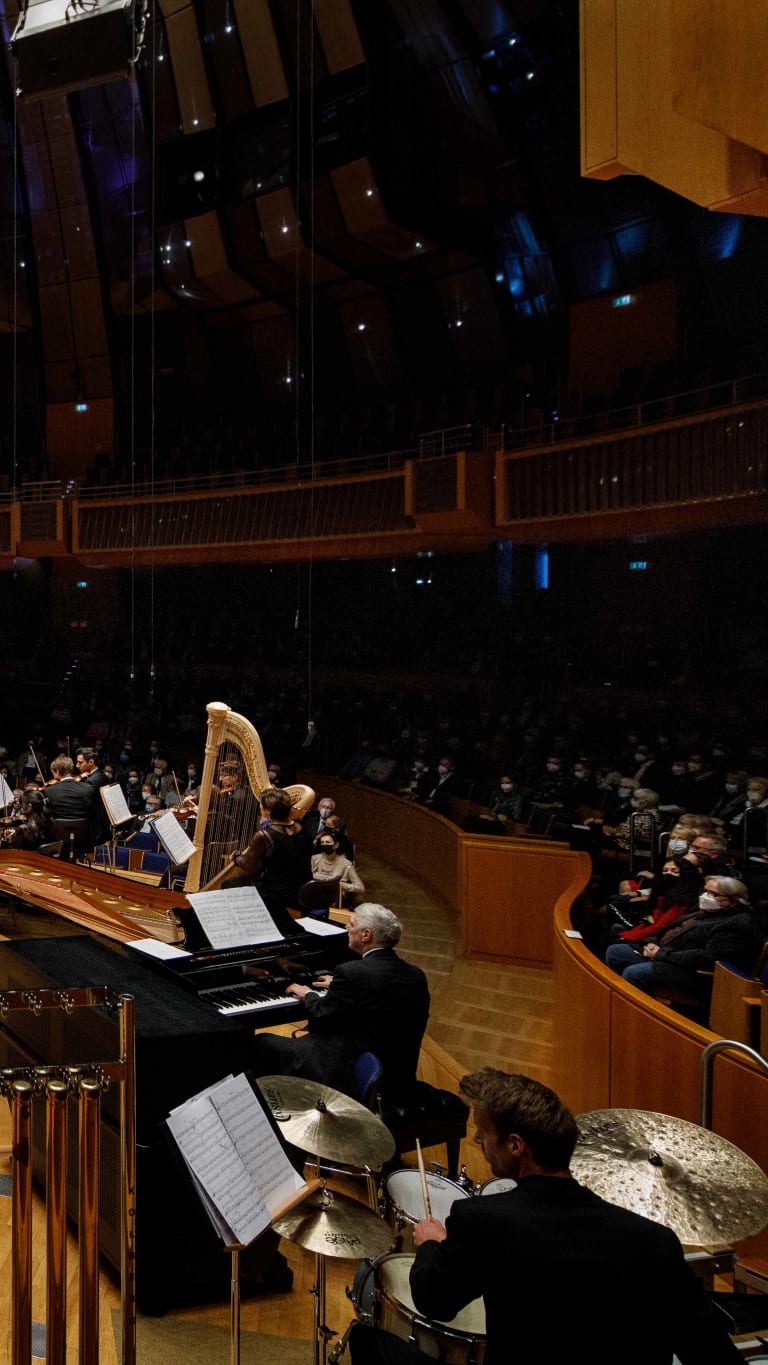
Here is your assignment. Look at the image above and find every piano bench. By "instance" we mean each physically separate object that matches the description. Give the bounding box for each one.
[380,1083,469,1180]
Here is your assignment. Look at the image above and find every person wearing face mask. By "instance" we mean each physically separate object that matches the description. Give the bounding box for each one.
[181,762,199,795]
[605,876,758,1009]
[124,767,145,816]
[423,757,458,817]
[597,776,637,827]
[303,796,338,842]
[710,771,747,823]
[529,756,567,813]
[564,760,600,818]
[728,777,768,832]
[310,833,365,902]
[462,775,524,834]
[603,860,697,946]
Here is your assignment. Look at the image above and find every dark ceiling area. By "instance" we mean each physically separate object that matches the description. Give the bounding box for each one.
[1,0,768,471]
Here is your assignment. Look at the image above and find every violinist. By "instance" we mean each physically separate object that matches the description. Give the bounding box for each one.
[2,790,55,850]
[45,756,96,821]
[75,747,110,842]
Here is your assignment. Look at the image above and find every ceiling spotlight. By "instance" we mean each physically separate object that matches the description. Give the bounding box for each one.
[455,319,463,328]
[158,54,164,62]
[495,272,504,283]
[281,223,290,234]
[192,117,199,126]
[357,323,366,331]
[414,240,423,250]
[193,170,205,182]
[224,24,234,33]
[184,239,192,247]
[365,188,374,197]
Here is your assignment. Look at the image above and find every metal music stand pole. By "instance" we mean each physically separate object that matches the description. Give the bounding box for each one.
[227,1243,244,1365]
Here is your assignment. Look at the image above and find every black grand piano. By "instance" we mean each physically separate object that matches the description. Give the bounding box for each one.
[0,916,350,1313]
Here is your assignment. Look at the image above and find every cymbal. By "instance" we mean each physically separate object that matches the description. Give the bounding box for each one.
[256,1075,395,1168]
[273,1185,394,1259]
[573,1108,768,1247]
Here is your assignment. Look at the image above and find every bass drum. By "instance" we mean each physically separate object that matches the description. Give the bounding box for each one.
[384,1169,470,1252]
[351,1253,486,1365]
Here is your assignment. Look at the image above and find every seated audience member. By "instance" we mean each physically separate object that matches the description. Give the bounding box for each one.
[360,745,399,789]
[251,903,430,1099]
[319,813,354,860]
[660,757,689,813]
[564,759,600,816]
[2,790,55,850]
[604,859,697,942]
[729,777,768,831]
[303,796,337,842]
[529,755,567,811]
[631,745,666,794]
[401,758,432,802]
[595,776,636,827]
[348,1069,741,1365]
[602,787,660,853]
[463,775,524,834]
[311,832,365,902]
[605,876,758,1006]
[680,753,721,813]
[423,757,458,817]
[683,832,737,879]
[710,771,747,823]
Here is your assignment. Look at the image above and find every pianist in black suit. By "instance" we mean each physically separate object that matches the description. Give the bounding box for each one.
[252,903,430,1100]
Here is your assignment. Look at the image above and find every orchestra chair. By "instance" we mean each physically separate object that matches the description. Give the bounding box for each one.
[355,1049,469,1179]
[708,950,768,1048]
[51,816,92,862]
[297,878,341,920]
[126,830,161,852]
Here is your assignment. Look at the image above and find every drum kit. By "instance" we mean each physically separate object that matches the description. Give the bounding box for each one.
[257,1076,768,1365]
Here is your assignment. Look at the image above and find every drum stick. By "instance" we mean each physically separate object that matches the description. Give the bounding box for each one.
[416,1138,431,1218]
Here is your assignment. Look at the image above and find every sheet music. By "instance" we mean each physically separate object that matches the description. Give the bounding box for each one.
[100,783,133,826]
[166,1073,303,1247]
[151,809,196,866]
[295,916,348,938]
[187,886,283,949]
[127,938,192,961]
[0,775,14,808]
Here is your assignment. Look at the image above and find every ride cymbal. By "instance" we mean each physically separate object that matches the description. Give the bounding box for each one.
[573,1108,768,1247]
[273,1185,394,1259]
[256,1074,395,1168]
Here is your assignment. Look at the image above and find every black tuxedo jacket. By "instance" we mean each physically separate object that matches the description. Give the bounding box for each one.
[410,1176,740,1365]
[45,779,96,822]
[301,947,430,1097]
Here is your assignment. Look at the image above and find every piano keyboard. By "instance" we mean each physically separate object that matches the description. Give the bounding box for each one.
[199,983,299,1017]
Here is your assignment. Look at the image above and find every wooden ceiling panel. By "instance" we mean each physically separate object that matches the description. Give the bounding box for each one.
[313,0,364,73]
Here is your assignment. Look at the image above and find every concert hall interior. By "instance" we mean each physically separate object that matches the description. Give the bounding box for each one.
[0,1,768,1361]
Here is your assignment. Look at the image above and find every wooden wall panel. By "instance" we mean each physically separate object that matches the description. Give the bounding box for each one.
[552,928,612,1115]
[461,840,590,967]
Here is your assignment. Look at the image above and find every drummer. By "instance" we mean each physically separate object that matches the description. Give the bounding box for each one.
[349,1069,740,1365]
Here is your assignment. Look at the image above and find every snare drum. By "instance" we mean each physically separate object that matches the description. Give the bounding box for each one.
[477,1176,517,1196]
[384,1169,470,1251]
[351,1253,485,1365]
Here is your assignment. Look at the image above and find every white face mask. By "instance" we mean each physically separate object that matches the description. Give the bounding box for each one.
[500,783,513,792]
[667,838,688,852]
[618,788,631,799]
[699,892,721,910]
[747,792,762,806]
[724,783,738,794]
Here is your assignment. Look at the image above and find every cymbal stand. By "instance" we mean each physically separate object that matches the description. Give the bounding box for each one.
[311,1247,338,1365]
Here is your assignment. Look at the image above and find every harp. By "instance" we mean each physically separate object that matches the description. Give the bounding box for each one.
[185,701,314,892]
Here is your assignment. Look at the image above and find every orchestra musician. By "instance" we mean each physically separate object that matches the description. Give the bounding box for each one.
[251,903,430,1099]
[45,756,96,821]
[349,1070,741,1365]
[1,789,55,850]
[224,786,313,927]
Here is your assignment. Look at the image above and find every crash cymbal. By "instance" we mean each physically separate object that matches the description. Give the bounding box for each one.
[273,1185,394,1259]
[256,1075,395,1168]
[573,1109,768,1247]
